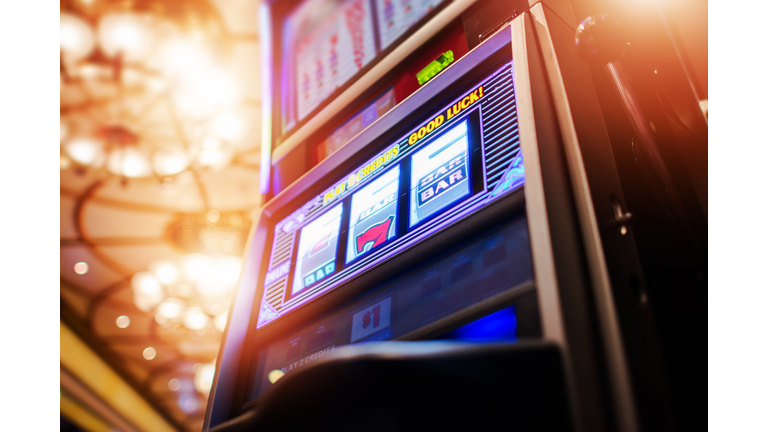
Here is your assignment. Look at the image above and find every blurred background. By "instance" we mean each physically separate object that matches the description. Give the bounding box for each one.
[60,1,262,431]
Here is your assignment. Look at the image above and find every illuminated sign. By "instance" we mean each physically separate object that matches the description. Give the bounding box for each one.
[417,50,454,85]
[322,143,400,205]
[321,85,483,208]
[407,85,483,147]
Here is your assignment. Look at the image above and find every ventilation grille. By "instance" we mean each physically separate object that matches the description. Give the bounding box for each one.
[265,279,286,311]
[480,64,520,192]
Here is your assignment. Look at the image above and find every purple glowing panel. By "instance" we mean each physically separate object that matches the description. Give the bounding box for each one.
[256,62,523,329]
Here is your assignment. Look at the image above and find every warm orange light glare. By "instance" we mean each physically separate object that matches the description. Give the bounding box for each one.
[212,111,243,140]
[60,120,68,143]
[198,148,227,167]
[161,39,210,72]
[180,254,213,282]
[74,262,89,275]
[214,311,228,332]
[60,155,72,171]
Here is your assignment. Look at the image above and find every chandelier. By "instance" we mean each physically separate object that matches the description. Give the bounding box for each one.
[132,253,241,335]
[60,0,259,181]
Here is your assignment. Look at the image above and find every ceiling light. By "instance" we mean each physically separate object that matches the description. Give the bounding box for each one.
[149,259,180,286]
[207,210,220,223]
[215,256,243,286]
[60,13,95,62]
[180,254,213,282]
[183,307,210,330]
[193,362,216,395]
[212,111,243,140]
[143,347,157,360]
[107,148,152,178]
[73,262,89,275]
[65,138,104,166]
[98,13,154,62]
[214,311,228,332]
[116,315,130,329]
[152,151,190,176]
[132,271,163,297]
[168,378,181,392]
[160,38,210,73]
[157,298,185,320]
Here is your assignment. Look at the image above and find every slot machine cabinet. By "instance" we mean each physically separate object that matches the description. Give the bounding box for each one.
[203,0,705,431]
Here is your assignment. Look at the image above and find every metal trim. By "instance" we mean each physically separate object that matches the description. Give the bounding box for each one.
[528,4,638,431]
[204,210,268,430]
[510,17,566,348]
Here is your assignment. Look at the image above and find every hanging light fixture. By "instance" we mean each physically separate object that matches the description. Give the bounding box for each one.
[131,253,241,334]
[60,0,259,182]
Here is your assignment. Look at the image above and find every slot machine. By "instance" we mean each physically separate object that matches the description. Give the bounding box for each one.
[203,0,706,430]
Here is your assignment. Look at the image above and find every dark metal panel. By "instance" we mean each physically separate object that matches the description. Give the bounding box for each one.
[529,3,677,431]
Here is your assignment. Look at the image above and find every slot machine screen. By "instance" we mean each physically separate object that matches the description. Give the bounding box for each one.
[409,119,471,227]
[257,60,526,330]
[278,0,449,134]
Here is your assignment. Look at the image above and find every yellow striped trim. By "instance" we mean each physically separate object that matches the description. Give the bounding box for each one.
[60,322,178,432]
[60,392,114,432]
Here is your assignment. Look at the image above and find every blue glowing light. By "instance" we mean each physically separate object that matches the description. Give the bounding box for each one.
[439,306,518,342]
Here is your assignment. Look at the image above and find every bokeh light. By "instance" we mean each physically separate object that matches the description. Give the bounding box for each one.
[106,147,152,178]
[168,378,181,392]
[143,347,157,360]
[74,261,89,275]
[207,209,220,222]
[116,315,131,329]
[65,138,104,166]
[183,307,210,330]
[193,362,216,395]
[61,13,95,62]
[268,369,285,384]
[97,13,154,62]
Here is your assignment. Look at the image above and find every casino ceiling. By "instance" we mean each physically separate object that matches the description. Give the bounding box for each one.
[60,1,262,431]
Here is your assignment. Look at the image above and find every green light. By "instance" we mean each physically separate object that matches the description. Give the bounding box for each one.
[417,50,454,85]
